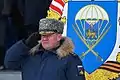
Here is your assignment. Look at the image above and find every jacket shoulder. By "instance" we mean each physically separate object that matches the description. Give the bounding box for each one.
[63,53,82,64]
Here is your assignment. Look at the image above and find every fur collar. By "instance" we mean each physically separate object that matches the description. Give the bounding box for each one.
[56,37,75,58]
[30,37,75,58]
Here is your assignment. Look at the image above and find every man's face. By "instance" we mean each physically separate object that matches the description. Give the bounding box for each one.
[41,33,62,50]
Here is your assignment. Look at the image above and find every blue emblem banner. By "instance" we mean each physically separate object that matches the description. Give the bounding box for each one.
[67,1,118,73]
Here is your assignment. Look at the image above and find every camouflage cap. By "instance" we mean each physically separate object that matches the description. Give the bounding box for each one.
[39,18,64,34]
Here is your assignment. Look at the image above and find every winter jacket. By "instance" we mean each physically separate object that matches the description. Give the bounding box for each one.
[4,37,85,80]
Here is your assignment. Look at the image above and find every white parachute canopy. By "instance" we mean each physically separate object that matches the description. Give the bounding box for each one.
[75,4,109,26]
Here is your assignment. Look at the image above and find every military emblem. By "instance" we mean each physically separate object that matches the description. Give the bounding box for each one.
[67,1,117,73]
[77,65,84,76]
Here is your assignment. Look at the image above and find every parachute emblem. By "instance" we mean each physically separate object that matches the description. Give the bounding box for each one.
[73,4,111,61]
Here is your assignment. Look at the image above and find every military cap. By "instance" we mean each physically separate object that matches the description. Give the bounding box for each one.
[39,18,64,35]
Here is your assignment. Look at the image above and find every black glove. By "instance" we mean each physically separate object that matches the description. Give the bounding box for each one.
[24,32,41,48]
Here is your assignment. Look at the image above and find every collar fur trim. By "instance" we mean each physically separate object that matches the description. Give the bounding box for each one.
[56,37,74,58]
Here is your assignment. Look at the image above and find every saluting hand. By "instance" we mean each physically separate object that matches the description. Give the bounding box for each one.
[25,32,41,48]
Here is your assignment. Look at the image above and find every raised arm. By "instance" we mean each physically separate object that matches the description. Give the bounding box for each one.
[4,40,30,70]
[4,32,41,70]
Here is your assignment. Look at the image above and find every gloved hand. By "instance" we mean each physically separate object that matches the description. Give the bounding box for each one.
[24,32,41,48]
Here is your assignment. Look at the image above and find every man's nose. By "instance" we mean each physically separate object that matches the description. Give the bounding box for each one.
[42,36,49,41]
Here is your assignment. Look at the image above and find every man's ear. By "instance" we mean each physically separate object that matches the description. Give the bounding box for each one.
[57,34,62,41]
